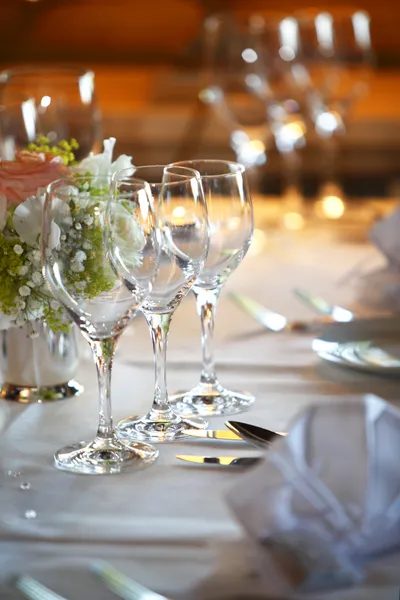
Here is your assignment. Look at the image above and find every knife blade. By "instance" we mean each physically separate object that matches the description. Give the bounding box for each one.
[176,455,262,467]
[15,576,68,600]
[293,288,354,322]
[181,429,244,441]
[225,421,285,448]
[229,291,288,332]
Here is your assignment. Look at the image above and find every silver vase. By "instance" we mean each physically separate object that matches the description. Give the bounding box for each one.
[0,322,83,403]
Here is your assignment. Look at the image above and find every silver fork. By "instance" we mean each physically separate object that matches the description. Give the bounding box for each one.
[15,576,68,600]
[93,562,171,600]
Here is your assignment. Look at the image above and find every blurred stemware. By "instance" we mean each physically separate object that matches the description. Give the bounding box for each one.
[0,66,102,160]
[200,12,308,202]
[169,159,254,416]
[42,176,158,474]
[294,9,374,201]
[114,165,210,443]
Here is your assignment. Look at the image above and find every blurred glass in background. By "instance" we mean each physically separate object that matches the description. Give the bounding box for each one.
[0,67,102,160]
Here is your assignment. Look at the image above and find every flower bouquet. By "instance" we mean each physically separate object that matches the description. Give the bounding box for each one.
[0,137,134,402]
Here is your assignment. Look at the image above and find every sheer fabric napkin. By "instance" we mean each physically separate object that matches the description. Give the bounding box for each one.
[221,395,400,597]
[359,207,400,310]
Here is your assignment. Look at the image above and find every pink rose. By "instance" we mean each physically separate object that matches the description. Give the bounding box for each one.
[0,151,70,205]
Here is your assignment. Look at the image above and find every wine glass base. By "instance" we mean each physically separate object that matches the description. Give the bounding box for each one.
[54,437,158,475]
[117,413,208,443]
[169,384,255,416]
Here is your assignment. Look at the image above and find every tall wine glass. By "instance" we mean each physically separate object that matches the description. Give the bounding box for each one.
[169,160,254,416]
[42,176,158,474]
[114,165,210,443]
[295,10,374,200]
[0,67,102,160]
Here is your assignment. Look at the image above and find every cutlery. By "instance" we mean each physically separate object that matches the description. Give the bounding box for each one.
[176,455,261,467]
[182,429,245,442]
[93,561,170,600]
[293,288,354,322]
[229,291,327,332]
[182,424,284,448]
[15,576,67,600]
[226,421,285,448]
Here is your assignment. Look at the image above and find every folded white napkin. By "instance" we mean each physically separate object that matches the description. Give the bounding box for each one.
[224,395,400,597]
[369,207,400,269]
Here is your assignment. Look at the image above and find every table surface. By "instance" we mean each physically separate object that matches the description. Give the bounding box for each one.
[1,205,400,599]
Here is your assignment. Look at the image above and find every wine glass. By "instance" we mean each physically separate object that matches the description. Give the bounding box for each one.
[42,176,159,474]
[114,165,210,443]
[294,10,374,201]
[168,160,254,416]
[201,12,308,200]
[0,66,102,160]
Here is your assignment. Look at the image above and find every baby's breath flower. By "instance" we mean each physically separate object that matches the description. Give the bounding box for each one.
[50,300,60,310]
[83,215,93,226]
[18,265,30,276]
[75,223,82,230]
[19,286,31,297]
[82,241,92,250]
[29,331,40,339]
[71,262,84,273]
[27,281,35,288]
[15,298,26,310]
[32,272,42,285]
[13,244,23,255]
[74,250,87,262]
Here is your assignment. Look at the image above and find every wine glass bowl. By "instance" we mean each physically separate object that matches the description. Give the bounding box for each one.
[113,166,210,443]
[42,176,159,474]
[168,160,255,417]
[0,66,101,160]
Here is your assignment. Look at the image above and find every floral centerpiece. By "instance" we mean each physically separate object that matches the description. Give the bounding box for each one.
[0,137,134,401]
[0,137,133,334]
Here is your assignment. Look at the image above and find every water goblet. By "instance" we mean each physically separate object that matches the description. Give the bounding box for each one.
[114,165,210,443]
[169,160,254,416]
[42,176,158,474]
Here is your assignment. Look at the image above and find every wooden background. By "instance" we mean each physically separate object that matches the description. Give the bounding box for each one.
[0,0,399,65]
[1,0,400,193]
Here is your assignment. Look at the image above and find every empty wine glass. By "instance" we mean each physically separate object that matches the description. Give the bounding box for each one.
[42,176,158,474]
[294,10,374,200]
[169,160,254,416]
[0,66,102,160]
[114,165,210,442]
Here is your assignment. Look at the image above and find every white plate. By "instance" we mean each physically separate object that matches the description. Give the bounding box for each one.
[312,317,400,375]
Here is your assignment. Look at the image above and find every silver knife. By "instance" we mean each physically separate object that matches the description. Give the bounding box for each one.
[293,288,354,322]
[229,292,324,332]
[15,576,68,600]
[93,561,170,600]
[182,429,244,442]
[176,455,262,467]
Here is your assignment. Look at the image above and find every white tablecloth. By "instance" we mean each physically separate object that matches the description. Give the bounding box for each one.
[1,215,400,599]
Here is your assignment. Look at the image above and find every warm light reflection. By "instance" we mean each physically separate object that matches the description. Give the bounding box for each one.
[21,99,36,141]
[241,48,258,63]
[283,212,304,230]
[172,206,186,220]
[315,196,346,219]
[248,228,267,255]
[40,95,51,108]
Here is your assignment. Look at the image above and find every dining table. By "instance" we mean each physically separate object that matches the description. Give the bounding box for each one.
[1,199,400,600]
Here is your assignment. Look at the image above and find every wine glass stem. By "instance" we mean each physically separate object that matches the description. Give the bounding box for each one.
[194,286,221,386]
[144,311,173,416]
[89,337,117,439]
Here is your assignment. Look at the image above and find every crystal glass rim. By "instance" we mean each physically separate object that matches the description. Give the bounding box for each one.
[113,165,201,190]
[169,159,246,181]
[46,175,149,193]
[0,65,95,85]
